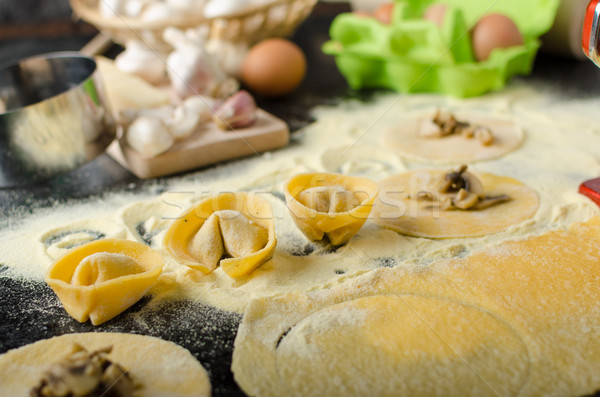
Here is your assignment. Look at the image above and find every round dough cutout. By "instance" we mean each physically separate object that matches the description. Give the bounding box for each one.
[383,112,524,164]
[275,295,530,397]
[0,332,211,396]
[372,170,539,238]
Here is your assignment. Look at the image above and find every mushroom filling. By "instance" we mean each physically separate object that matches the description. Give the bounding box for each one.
[31,344,136,397]
[415,165,511,211]
[419,110,494,146]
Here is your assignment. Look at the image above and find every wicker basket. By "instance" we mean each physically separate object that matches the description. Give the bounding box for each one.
[70,0,318,53]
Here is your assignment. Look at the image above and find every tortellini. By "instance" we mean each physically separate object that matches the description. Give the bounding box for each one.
[45,238,164,325]
[163,192,276,278]
[284,173,379,245]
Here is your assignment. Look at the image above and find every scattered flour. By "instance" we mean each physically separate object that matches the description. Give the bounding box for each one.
[1,83,599,313]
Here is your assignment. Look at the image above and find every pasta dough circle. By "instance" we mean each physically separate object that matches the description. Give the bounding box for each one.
[268,295,529,397]
[372,170,539,238]
[383,113,524,164]
[0,332,211,396]
[40,219,128,261]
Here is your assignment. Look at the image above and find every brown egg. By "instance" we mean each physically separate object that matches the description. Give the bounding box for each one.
[472,13,524,62]
[374,3,394,24]
[423,4,447,27]
[241,38,307,97]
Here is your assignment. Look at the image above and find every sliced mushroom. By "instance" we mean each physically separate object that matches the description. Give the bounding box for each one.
[474,126,494,146]
[452,188,480,210]
[474,194,511,210]
[422,110,495,146]
[31,344,137,397]
[459,170,485,199]
[432,110,459,136]
[416,165,509,211]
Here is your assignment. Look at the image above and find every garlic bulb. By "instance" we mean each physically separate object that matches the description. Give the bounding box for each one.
[166,0,206,14]
[115,41,166,85]
[213,90,257,130]
[126,114,174,158]
[205,39,249,78]
[99,0,126,17]
[123,0,153,17]
[141,1,178,21]
[203,0,250,18]
[163,27,238,99]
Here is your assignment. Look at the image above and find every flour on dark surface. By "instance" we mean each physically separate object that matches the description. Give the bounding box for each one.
[0,275,245,397]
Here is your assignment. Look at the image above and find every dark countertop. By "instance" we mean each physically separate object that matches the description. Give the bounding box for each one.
[2,3,600,396]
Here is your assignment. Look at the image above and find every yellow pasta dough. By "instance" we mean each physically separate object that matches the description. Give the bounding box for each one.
[45,238,164,326]
[276,296,528,397]
[372,169,539,238]
[383,112,524,164]
[284,173,378,245]
[0,332,211,396]
[232,217,600,397]
[163,192,276,278]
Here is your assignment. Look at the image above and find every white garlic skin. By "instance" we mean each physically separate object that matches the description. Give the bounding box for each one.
[203,0,250,18]
[165,49,208,98]
[115,41,166,85]
[126,115,175,158]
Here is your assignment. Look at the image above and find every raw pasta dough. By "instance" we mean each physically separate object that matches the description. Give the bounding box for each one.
[0,332,211,396]
[163,192,276,278]
[383,112,524,164]
[284,173,378,245]
[232,217,600,397]
[372,169,540,238]
[45,238,164,325]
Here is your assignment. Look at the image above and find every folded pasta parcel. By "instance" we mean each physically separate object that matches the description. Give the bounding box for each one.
[284,173,379,245]
[45,238,164,326]
[163,192,276,278]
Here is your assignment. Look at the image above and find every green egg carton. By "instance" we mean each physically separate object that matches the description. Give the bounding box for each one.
[322,0,560,97]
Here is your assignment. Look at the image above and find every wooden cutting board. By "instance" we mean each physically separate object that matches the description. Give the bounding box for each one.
[107,109,289,179]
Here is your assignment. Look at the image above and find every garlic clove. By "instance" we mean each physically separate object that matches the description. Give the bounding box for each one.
[115,41,166,85]
[183,95,216,123]
[167,103,201,140]
[119,105,172,126]
[126,115,174,158]
[213,90,257,130]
